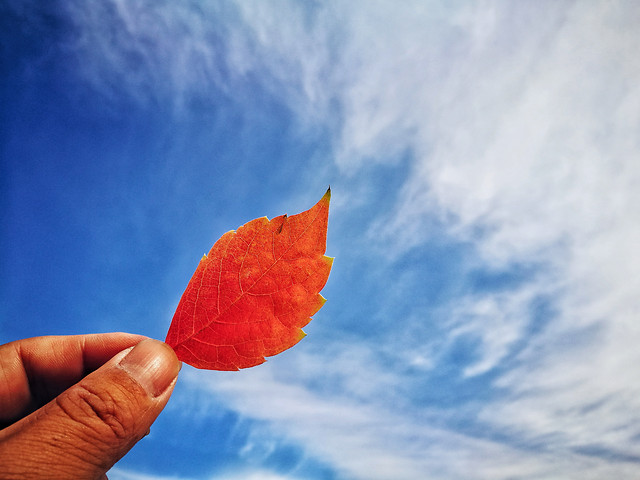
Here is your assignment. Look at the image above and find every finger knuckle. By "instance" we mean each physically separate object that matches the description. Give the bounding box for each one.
[56,384,138,443]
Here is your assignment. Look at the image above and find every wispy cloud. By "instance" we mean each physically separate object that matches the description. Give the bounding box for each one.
[108,469,190,480]
[207,1,640,476]
[181,349,640,480]
[110,466,302,480]
[53,0,640,477]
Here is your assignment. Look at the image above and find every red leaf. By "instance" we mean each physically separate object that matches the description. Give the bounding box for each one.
[165,189,333,370]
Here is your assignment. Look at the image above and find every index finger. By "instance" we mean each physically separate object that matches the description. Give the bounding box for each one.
[0,333,148,427]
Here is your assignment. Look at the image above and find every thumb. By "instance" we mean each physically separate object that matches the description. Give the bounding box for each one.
[0,339,181,480]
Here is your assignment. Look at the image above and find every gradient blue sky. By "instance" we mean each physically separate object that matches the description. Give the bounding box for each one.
[2,1,640,479]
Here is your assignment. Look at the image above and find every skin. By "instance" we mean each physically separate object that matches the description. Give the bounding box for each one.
[0,333,181,479]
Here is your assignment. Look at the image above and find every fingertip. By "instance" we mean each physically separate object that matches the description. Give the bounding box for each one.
[118,339,181,398]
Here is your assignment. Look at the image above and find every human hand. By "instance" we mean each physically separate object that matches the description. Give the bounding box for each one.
[0,333,181,479]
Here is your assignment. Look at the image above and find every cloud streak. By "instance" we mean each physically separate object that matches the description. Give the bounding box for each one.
[207,1,640,476]
[39,0,640,478]
[181,348,640,480]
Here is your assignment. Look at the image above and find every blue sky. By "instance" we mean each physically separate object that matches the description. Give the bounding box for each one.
[2,1,640,479]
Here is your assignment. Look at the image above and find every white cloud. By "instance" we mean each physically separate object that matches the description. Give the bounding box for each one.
[216,473,304,480]
[108,468,191,480]
[182,351,640,480]
[445,285,542,378]
[109,466,301,480]
[212,0,640,476]
[60,0,640,477]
